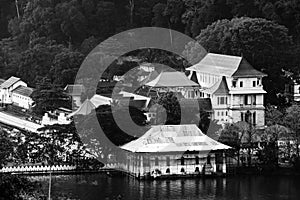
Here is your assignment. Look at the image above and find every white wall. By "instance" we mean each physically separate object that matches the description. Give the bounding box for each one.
[11,93,33,109]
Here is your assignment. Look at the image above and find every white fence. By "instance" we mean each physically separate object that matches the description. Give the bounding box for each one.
[0,165,76,173]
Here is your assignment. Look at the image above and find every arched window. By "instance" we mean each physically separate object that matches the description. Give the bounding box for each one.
[155,157,159,166]
[195,156,199,165]
[166,168,170,174]
[195,167,200,172]
[181,157,185,165]
[207,155,211,164]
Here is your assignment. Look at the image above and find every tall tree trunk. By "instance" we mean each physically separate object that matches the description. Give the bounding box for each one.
[15,0,20,19]
[129,0,134,25]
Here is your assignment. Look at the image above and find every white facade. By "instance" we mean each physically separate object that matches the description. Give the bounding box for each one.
[0,77,34,109]
[187,53,267,128]
[11,92,34,109]
[285,80,300,102]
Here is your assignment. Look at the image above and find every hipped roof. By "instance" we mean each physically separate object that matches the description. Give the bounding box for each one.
[204,76,229,95]
[0,76,21,89]
[146,72,199,87]
[121,124,231,153]
[68,99,95,117]
[187,53,267,78]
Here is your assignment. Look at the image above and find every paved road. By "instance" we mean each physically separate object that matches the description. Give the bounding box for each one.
[0,112,42,132]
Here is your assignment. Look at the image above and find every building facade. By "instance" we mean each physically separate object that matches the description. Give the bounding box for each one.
[120,124,231,179]
[187,53,267,128]
[0,76,34,109]
[143,71,201,99]
[284,78,300,102]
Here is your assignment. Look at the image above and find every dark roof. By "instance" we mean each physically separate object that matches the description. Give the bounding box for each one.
[12,86,34,97]
[64,84,85,95]
[180,98,212,112]
[232,58,267,78]
[190,71,199,84]
[204,76,229,95]
[0,76,21,89]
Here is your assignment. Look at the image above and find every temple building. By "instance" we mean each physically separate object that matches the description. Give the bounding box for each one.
[120,124,231,179]
[186,53,267,128]
[138,71,201,99]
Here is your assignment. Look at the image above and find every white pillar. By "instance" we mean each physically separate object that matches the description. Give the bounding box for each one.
[222,152,227,173]
[140,155,144,176]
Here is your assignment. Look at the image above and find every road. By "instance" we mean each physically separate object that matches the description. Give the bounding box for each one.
[0,111,42,132]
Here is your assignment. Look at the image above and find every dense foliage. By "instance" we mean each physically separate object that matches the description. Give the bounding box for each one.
[0,0,300,108]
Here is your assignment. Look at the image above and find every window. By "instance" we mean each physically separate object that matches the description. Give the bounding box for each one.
[155,157,159,166]
[253,81,256,87]
[241,112,244,121]
[217,97,228,105]
[207,155,211,164]
[253,112,256,125]
[240,81,243,87]
[232,79,237,87]
[195,156,199,165]
[166,157,170,166]
[243,95,256,105]
[181,157,185,165]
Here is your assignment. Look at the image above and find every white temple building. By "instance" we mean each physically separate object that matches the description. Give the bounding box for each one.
[120,124,231,179]
[186,53,267,128]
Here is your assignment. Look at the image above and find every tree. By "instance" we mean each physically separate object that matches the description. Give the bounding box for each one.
[0,129,13,168]
[265,105,284,126]
[219,121,255,166]
[156,92,181,125]
[152,3,168,27]
[219,123,243,166]
[0,174,42,200]
[50,49,84,86]
[34,122,83,165]
[284,104,300,157]
[259,124,290,167]
[31,77,72,116]
[196,17,293,105]
[17,41,66,86]
[183,0,233,37]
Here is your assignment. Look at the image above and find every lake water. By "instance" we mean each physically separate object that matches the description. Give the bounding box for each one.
[33,174,300,200]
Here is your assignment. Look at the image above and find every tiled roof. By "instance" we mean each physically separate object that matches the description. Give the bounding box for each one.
[64,84,85,95]
[203,76,229,95]
[68,99,96,117]
[12,86,34,97]
[187,53,267,77]
[140,70,159,85]
[0,76,21,89]
[121,124,231,153]
[146,72,199,87]
[0,79,5,85]
[232,59,267,78]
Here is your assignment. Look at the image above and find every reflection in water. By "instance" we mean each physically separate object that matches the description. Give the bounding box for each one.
[32,174,300,200]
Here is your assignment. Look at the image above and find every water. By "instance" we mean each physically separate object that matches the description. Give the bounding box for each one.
[33,174,300,200]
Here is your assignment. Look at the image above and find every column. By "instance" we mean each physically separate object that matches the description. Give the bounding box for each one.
[140,155,144,176]
[222,152,226,173]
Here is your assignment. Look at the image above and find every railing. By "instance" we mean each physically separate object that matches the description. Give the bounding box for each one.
[0,164,76,173]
